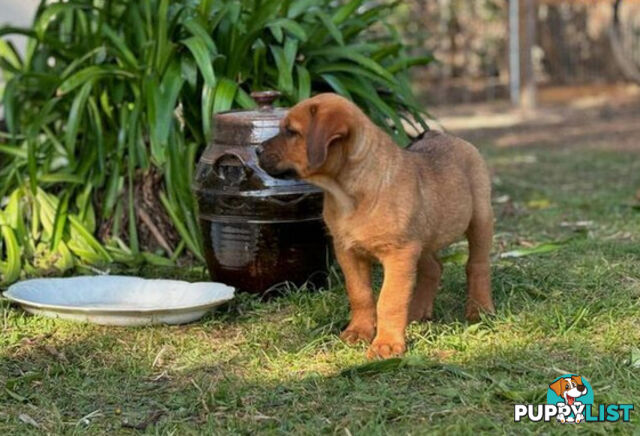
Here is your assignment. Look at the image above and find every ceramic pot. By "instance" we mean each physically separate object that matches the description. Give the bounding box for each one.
[192,91,331,293]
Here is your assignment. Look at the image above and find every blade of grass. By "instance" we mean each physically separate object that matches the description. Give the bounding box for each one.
[268,18,308,42]
[0,214,21,284]
[68,216,113,262]
[87,97,105,176]
[332,0,364,25]
[65,80,93,157]
[159,191,204,263]
[235,87,257,109]
[101,23,139,69]
[201,83,215,142]
[313,9,344,45]
[182,36,216,87]
[58,66,134,95]
[308,46,395,83]
[213,79,237,113]
[50,191,70,250]
[270,45,294,95]
[182,18,217,55]
[0,38,22,70]
[296,65,311,100]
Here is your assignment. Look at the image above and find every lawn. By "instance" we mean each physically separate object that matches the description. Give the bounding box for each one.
[1,104,640,434]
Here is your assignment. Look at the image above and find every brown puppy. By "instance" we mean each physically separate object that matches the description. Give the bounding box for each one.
[258,93,495,359]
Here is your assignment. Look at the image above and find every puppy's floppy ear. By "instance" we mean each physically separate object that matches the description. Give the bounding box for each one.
[572,376,583,386]
[549,379,564,396]
[306,104,349,169]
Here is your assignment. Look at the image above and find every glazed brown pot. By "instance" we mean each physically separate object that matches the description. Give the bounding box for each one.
[192,91,331,293]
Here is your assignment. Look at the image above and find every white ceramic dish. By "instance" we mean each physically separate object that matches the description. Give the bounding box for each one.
[2,276,235,326]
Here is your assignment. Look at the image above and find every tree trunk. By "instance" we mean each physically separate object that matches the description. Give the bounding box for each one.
[609,0,640,83]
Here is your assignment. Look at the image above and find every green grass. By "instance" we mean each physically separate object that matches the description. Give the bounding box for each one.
[1,139,640,434]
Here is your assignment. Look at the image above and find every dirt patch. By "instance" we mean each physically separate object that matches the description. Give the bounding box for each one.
[429,84,640,152]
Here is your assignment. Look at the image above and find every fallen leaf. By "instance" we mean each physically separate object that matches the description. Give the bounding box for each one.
[500,241,566,259]
[76,409,102,426]
[517,239,535,248]
[18,413,39,428]
[630,348,640,369]
[43,345,68,362]
[492,154,538,165]
[441,251,468,265]
[122,410,165,430]
[253,412,277,421]
[527,198,552,209]
[604,231,633,240]
[560,220,594,228]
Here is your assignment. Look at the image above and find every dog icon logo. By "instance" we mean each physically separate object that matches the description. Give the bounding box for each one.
[547,375,593,423]
[515,374,632,423]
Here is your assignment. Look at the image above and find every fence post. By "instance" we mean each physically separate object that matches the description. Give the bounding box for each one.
[509,0,520,105]
[520,0,536,110]
[510,0,536,109]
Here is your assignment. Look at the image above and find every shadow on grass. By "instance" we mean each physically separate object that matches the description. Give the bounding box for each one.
[1,294,638,434]
[1,234,639,433]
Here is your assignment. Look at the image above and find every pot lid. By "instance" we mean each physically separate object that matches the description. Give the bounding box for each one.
[213,91,287,145]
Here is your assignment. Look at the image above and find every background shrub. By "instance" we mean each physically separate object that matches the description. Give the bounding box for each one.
[0,0,431,283]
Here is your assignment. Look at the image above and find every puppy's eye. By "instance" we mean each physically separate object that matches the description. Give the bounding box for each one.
[285,127,298,138]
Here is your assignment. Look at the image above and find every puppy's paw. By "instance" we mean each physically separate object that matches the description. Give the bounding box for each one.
[366,337,406,360]
[408,307,433,323]
[465,301,495,323]
[340,324,375,345]
[412,313,434,323]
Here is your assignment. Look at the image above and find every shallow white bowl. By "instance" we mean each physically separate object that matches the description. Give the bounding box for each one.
[2,276,235,326]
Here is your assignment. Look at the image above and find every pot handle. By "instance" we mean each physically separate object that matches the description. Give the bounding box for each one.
[212,152,252,185]
[251,90,281,110]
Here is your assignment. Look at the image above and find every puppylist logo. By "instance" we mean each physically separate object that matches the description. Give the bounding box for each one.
[514,374,634,424]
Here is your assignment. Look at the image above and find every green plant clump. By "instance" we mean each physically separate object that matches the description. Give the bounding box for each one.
[0,0,431,283]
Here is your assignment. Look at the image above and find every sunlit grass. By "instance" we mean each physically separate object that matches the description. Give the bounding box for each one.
[1,143,639,433]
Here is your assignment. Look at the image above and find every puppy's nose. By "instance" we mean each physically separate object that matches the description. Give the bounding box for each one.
[255,144,264,156]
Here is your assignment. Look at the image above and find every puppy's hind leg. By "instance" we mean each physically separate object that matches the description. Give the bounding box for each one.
[464,206,495,322]
[409,253,442,322]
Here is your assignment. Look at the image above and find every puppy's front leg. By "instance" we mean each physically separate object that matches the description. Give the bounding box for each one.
[367,244,421,359]
[336,247,376,344]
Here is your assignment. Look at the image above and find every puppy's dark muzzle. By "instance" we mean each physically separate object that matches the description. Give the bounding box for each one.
[256,142,274,172]
[257,142,297,179]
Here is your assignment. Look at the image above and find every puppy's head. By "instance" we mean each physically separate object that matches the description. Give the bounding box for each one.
[549,376,587,405]
[257,93,355,179]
